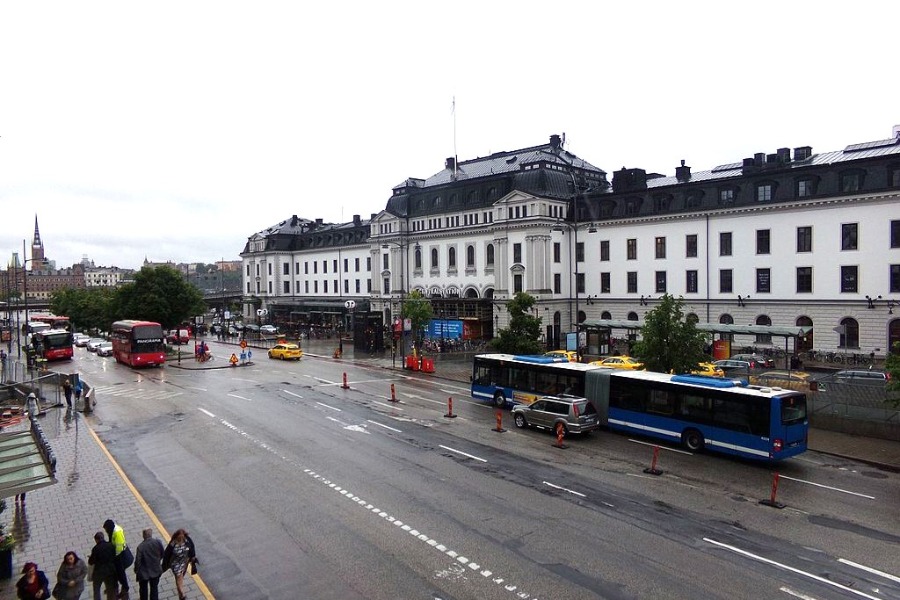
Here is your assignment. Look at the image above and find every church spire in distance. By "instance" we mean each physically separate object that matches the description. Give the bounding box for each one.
[31,214,46,267]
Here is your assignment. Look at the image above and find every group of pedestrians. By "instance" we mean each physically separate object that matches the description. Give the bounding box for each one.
[60,377,83,409]
[15,519,199,600]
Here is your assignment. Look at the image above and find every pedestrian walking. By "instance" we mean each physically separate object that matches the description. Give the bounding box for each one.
[162,529,197,600]
[16,561,51,600]
[133,529,164,600]
[62,378,73,408]
[25,392,40,418]
[52,551,88,599]
[74,379,84,405]
[102,519,132,599]
[88,532,118,600]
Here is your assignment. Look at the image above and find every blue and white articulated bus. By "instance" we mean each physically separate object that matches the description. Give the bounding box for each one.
[471,354,808,461]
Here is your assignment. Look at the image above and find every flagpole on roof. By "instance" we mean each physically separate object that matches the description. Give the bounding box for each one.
[452,96,458,177]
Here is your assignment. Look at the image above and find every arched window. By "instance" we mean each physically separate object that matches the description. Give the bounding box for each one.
[431,248,439,269]
[888,319,900,354]
[486,244,495,266]
[686,313,699,324]
[627,311,639,321]
[466,245,475,267]
[756,315,772,344]
[839,317,859,348]
[414,247,422,270]
[601,311,612,320]
[719,313,734,341]
[797,316,813,352]
[448,247,456,268]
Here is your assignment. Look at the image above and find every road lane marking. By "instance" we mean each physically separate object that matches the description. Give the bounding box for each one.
[282,389,303,398]
[367,419,402,433]
[198,408,215,417]
[543,481,586,498]
[628,438,693,455]
[704,538,881,600]
[372,400,404,410]
[838,558,900,584]
[780,587,818,599]
[227,393,252,402]
[778,475,875,499]
[438,445,487,463]
[316,401,341,412]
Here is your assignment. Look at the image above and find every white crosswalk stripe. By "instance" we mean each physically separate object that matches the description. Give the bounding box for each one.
[91,385,183,400]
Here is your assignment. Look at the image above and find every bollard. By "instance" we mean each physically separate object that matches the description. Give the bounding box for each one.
[552,423,567,449]
[643,445,663,475]
[390,383,397,402]
[342,372,349,390]
[759,472,785,509]
[493,410,505,432]
[444,396,457,418]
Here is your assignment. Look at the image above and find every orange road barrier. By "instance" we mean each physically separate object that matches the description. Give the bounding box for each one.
[643,445,663,475]
[759,472,785,509]
[493,410,505,433]
[342,373,349,390]
[444,397,457,418]
[553,423,567,449]
[390,383,397,402]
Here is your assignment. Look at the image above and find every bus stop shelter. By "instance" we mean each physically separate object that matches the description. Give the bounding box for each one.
[0,419,57,500]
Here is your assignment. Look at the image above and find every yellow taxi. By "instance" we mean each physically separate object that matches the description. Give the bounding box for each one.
[268,343,303,361]
[692,362,725,377]
[590,356,645,370]
[750,370,813,391]
[544,350,579,363]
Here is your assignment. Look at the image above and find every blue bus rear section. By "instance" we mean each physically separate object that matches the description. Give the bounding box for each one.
[471,354,808,461]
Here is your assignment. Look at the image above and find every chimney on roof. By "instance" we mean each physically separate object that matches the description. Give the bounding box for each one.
[353,214,361,226]
[445,157,456,171]
[794,146,812,161]
[675,159,691,182]
[371,213,377,221]
[754,153,765,167]
[549,134,562,149]
[777,147,791,163]
[291,215,298,226]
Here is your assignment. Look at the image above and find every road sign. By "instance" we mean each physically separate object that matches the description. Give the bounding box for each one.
[240,340,248,349]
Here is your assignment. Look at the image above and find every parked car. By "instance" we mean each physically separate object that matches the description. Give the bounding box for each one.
[260,325,278,335]
[511,395,599,436]
[244,324,261,333]
[729,353,775,368]
[166,329,190,344]
[268,343,303,360]
[74,334,91,347]
[751,370,814,391]
[96,342,114,357]
[590,356,645,370]
[692,362,725,377]
[833,369,891,385]
[86,338,106,352]
[543,350,578,362]
[713,359,754,376]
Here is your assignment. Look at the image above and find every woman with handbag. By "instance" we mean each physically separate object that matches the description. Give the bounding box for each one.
[52,551,87,599]
[161,529,196,600]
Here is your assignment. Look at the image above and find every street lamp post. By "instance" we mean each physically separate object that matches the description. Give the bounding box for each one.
[382,241,410,368]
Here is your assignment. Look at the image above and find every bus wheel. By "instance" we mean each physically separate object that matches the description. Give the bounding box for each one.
[682,429,704,452]
[514,413,528,429]
[493,392,506,408]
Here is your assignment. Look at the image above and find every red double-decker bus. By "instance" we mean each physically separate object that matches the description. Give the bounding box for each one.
[30,329,75,361]
[32,314,73,332]
[110,320,166,367]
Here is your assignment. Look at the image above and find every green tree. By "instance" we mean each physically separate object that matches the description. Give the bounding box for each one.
[491,292,543,355]
[51,287,118,333]
[401,290,433,354]
[116,265,206,329]
[632,294,708,374]
[884,342,900,407]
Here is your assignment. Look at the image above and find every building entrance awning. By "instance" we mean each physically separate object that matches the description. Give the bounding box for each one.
[0,426,57,500]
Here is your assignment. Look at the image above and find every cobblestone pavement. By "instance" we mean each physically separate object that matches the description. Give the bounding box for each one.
[1,336,897,597]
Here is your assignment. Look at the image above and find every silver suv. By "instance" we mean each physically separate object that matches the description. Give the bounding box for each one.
[511,395,599,436]
[834,369,891,385]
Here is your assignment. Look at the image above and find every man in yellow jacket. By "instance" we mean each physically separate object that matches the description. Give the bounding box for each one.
[103,518,133,599]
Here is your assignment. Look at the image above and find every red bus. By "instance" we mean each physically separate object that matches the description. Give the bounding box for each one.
[32,315,73,332]
[30,329,75,361]
[110,320,166,367]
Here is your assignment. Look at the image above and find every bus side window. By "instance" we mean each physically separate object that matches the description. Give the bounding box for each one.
[681,394,712,423]
[646,389,674,416]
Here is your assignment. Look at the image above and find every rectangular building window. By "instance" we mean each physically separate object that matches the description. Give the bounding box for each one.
[756,229,770,254]
[283,281,290,293]
[366,257,371,271]
[282,263,289,276]
[756,184,773,202]
[719,269,733,294]
[891,265,900,293]
[626,239,637,260]
[655,236,666,259]
[600,272,610,293]
[841,173,861,193]
[355,258,360,272]
[891,220,900,248]
[554,242,561,263]
[756,268,771,293]
[304,262,309,275]
[686,270,698,293]
[382,253,389,270]
[841,265,858,292]
[720,232,732,256]
[797,179,812,197]
[685,234,698,258]
[797,226,812,253]
[576,242,584,263]
[355,280,360,293]
[842,223,858,250]
[513,273,523,293]
[554,273,561,294]
[513,243,522,263]
[600,240,610,261]
[576,273,585,294]
[797,267,812,293]
[655,271,667,293]
[627,271,637,294]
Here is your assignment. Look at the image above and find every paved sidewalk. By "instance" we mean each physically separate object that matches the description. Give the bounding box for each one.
[2,337,897,596]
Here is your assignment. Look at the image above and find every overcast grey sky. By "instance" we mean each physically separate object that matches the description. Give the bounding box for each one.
[1,1,897,270]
